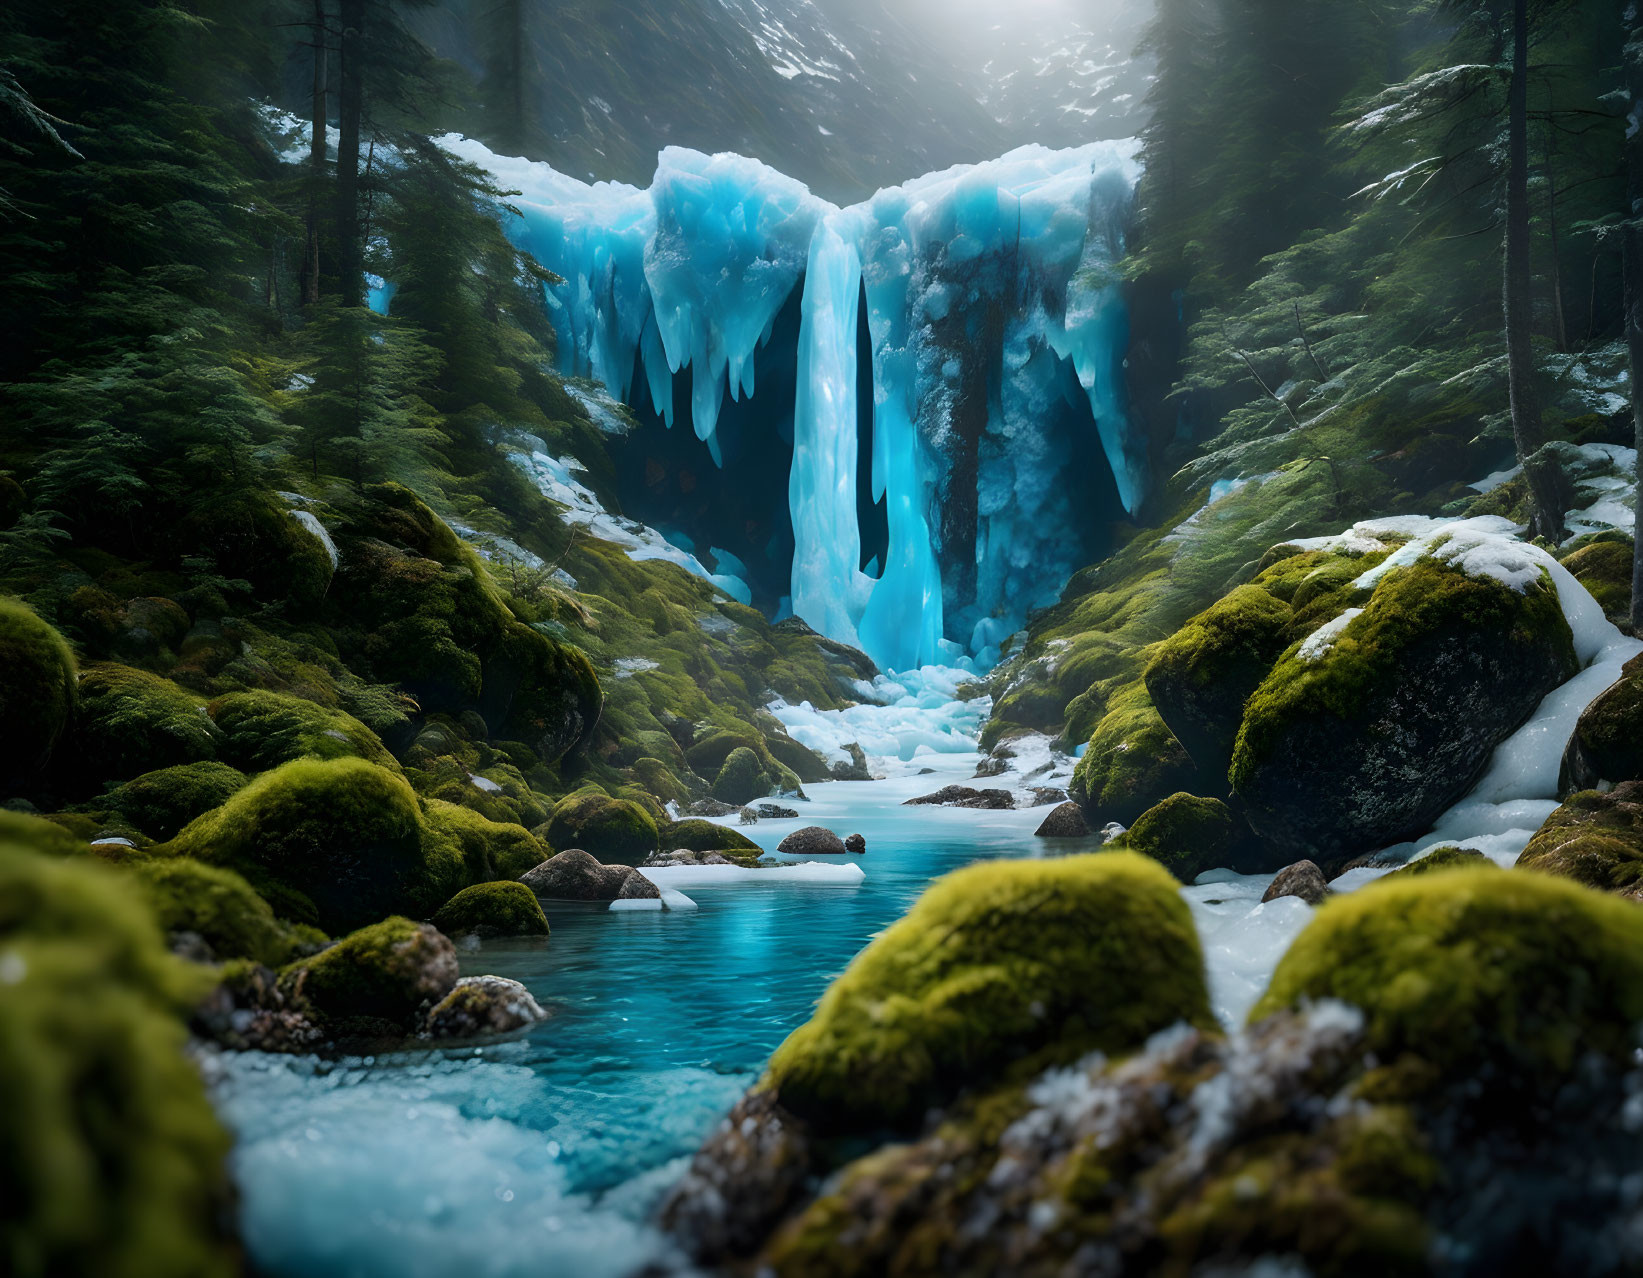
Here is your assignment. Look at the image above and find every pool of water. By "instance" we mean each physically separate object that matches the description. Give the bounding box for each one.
[207,753,1107,1278]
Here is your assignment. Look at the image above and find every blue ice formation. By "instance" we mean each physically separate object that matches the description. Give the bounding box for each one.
[440,137,1142,672]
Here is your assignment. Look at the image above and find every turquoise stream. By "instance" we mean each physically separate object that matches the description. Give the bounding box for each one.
[207,756,1102,1278]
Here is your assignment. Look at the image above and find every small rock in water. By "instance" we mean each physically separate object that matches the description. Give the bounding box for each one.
[844,833,866,854]
[686,798,741,818]
[421,975,547,1040]
[1028,786,1068,807]
[904,784,1014,810]
[643,848,734,867]
[738,807,758,825]
[1261,860,1330,906]
[754,803,799,819]
[777,826,847,855]
[1033,801,1089,838]
[916,767,936,775]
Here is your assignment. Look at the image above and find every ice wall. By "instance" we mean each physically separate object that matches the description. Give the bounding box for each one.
[439,135,1142,672]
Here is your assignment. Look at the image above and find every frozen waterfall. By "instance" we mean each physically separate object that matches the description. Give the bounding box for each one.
[440,136,1143,672]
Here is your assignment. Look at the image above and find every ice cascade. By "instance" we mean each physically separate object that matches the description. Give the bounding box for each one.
[438,137,1143,671]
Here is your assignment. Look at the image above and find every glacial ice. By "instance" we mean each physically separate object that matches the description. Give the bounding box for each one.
[437,134,1142,671]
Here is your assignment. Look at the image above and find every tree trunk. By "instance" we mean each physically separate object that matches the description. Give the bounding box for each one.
[1543,135,1567,351]
[302,0,328,305]
[1504,0,1566,542]
[335,0,366,307]
[1624,23,1643,632]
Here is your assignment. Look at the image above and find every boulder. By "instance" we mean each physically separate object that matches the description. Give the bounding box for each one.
[903,784,1014,809]
[1069,683,1201,826]
[1560,653,1643,794]
[1385,845,1493,880]
[764,852,1210,1132]
[658,818,761,858]
[430,881,549,938]
[544,788,659,864]
[1033,800,1090,838]
[615,868,661,900]
[1231,546,1576,863]
[520,848,638,901]
[0,598,77,787]
[1261,859,1329,905]
[714,746,770,805]
[1122,793,1238,880]
[101,761,248,841]
[422,975,547,1039]
[1027,786,1068,807]
[843,833,866,854]
[1517,782,1643,898]
[777,826,847,856]
[754,803,799,819]
[281,917,459,1033]
[686,798,741,817]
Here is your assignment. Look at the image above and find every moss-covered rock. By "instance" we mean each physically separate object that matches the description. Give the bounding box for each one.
[207,689,396,773]
[1517,782,1643,898]
[1120,792,1238,880]
[421,800,548,882]
[1069,682,1201,825]
[0,807,91,857]
[659,817,761,859]
[281,916,458,1033]
[1383,844,1493,880]
[1231,552,1576,863]
[1559,533,1632,623]
[712,745,770,806]
[133,857,317,966]
[99,762,248,841]
[1144,583,1294,777]
[72,663,221,786]
[0,841,236,1277]
[0,597,77,788]
[766,851,1212,1131]
[543,787,659,863]
[332,484,602,765]
[166,757,449,933]
[1560,653,1643,794]
[430,881,550,938]
[173,489,334,611]
[1253,867,1643,1079]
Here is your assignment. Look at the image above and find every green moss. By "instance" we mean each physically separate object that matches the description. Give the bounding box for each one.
[631,756,690,805]
[1252,868,1643,1080]
[421,799,548,882]
[280,915,456,1031]
[713,745,769,806]
[543,787,659,862]
[1119,793,1237,880]
[0,808,90,857]
[0,597,78,788]
[430,881,549,938]
[132,857,315,966]
[1558,535,1632,622]
[763,731,830,784]
[659,817,761,859]
[1516,786,1643,896]
[1070,682,1200,824]
[100,762,248,841]
[1144,583,1293,775]
[0,841,235,1278]
[174,489,334,611]
[73,663,220,786]
[166,757,438,933]
[1562,654,1643,789]
[1231,556,1575,796]
[767,851,1213,1131]
[687,727,762,775]
[1383,845,1493,879]
[207,689,396,773]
